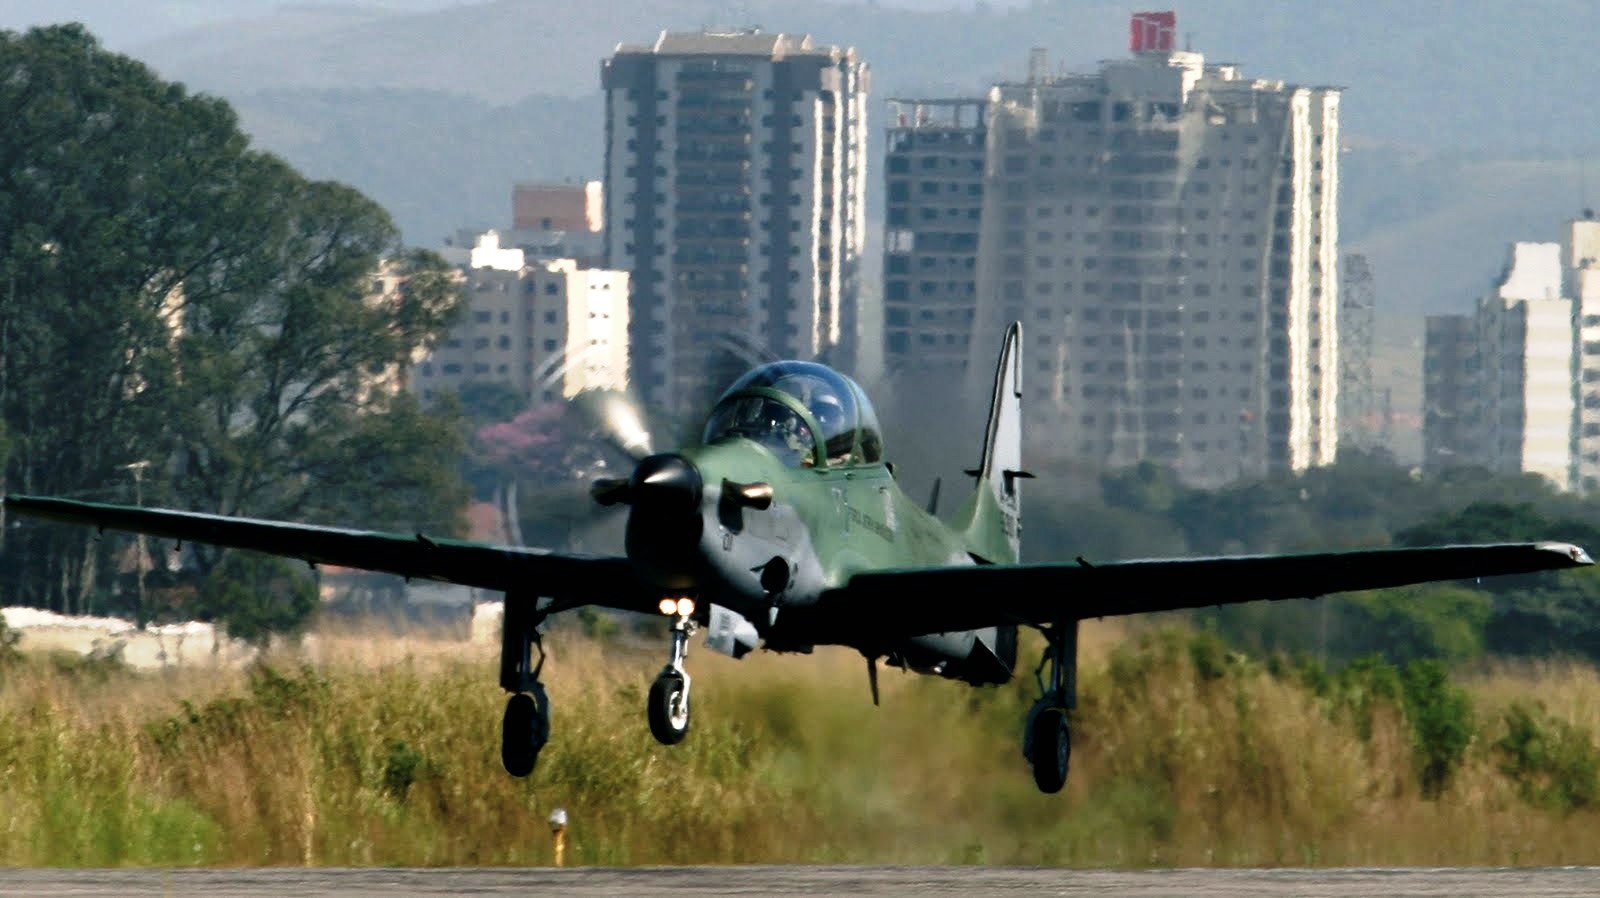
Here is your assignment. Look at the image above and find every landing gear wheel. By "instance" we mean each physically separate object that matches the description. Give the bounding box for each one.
[501,686,550,778]
[1027,702,1071,794]
[647,671,691,745]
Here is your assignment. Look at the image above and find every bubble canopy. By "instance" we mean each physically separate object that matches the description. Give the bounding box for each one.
[702,361,884,468]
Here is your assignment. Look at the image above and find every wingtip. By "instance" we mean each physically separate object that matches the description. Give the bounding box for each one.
[1538,541,1594,566]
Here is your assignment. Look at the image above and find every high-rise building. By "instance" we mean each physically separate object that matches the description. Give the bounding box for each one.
[602,29,869,413]
[882,98,988,382]
[1422,313,1480,472]
[1339,254,1378,450]
[412,234,630,404]
[1563,217,1600,490]
[964,13,1339,484]
[1423,242,1573,490]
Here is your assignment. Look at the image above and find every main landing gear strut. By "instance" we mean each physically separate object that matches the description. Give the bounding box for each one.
[498,595,701,778]
[1024,619,1078,794]
[500,595,551,778]
[648,597,696,745]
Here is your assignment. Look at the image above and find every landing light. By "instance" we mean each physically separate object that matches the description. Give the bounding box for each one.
[657,597,696,617]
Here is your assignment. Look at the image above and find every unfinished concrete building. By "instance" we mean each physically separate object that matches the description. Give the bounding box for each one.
[971,13,1340,484]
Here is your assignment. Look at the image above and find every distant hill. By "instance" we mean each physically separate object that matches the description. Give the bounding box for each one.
[133,0,1600,154]
[228,88,1600,321]
[233,88,604,245]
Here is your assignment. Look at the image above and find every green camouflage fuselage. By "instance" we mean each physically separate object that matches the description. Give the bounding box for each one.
[628,439,1016,685]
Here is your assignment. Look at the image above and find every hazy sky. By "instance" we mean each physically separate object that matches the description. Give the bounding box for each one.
[0,0,997,50]
[0,1,466,47]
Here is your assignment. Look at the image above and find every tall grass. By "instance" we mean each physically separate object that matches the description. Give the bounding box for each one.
[2,620,1599,866]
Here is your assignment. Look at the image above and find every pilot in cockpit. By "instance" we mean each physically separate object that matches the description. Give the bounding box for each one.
[704,361,880,470]
[810,393,854,467]
[775,405,815,467]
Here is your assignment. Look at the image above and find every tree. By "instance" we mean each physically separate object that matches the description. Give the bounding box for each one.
[0,25,467,622]
[1395,503,1600,662]
[196,551,319,647]
[454,381,530,429]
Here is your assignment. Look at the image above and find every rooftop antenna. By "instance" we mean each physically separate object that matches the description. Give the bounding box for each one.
[1582,155,1591,218]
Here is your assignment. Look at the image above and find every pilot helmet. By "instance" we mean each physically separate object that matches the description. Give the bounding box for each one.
[813,392,846,434]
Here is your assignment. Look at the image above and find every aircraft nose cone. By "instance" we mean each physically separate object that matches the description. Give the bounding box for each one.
[629,453,703,515]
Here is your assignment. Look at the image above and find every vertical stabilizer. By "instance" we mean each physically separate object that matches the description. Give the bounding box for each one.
[952,322,1027,564]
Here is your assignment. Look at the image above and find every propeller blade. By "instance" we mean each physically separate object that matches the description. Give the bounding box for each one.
[573,390,656,462]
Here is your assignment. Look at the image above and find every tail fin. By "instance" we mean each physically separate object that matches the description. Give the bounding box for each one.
[953,322,1027,564]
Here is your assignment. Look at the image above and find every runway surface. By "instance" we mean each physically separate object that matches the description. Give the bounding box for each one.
[3,866,1599,896]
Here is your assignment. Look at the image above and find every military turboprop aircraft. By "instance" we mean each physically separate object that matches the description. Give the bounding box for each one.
[5,323,1594,793]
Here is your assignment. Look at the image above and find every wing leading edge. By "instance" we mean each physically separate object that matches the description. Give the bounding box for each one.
[3,495,658,615]
[808,542,1593,642]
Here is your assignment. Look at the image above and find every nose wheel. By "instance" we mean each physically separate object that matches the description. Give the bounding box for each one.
[648,670,691,744]
[648,600,696,745]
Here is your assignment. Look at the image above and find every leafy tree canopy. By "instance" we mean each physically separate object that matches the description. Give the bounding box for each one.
[0,25,466,633]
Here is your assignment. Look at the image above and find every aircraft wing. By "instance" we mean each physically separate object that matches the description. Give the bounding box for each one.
[3,495,658,614]
[811,542,1594,640]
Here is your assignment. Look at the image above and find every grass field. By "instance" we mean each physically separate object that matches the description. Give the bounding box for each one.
[2,617,1599,867]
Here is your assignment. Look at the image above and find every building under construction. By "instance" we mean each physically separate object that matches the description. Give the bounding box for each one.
[962,12,1341,485]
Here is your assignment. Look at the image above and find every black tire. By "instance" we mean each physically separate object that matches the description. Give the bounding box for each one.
[501,692,540,777]
[1027,705,1071,794]
[647,672,691,745]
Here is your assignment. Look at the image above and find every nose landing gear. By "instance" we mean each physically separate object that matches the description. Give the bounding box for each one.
[648,598,696,745]
[1023,620,1078,794]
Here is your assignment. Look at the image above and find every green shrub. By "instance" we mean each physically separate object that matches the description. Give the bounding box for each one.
[1318,654,1402,742]
[0,612,18,667]
[381,740,426,800]
[1399,660,1473,799]
[1494,702,1600,815]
